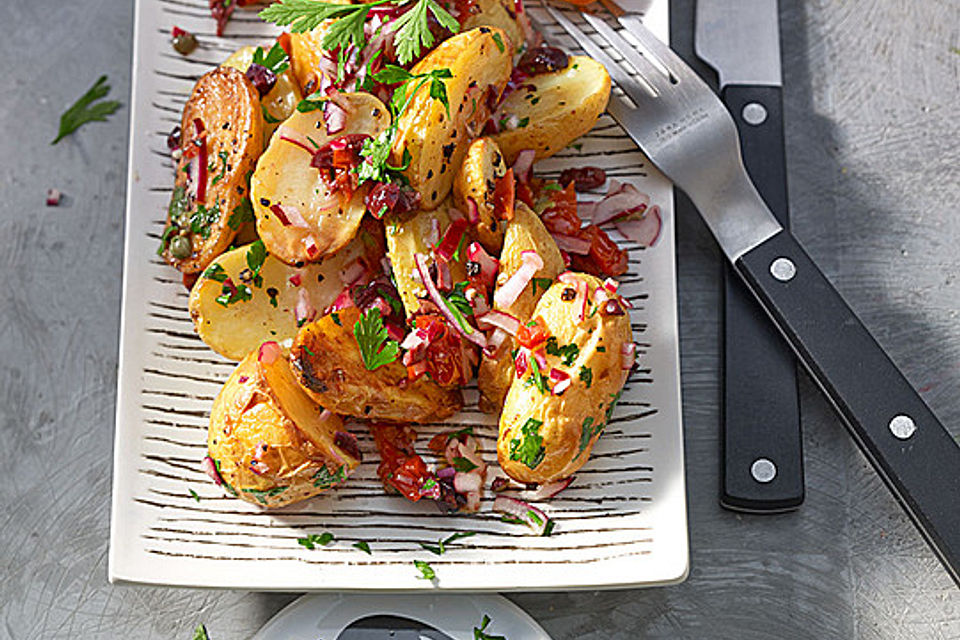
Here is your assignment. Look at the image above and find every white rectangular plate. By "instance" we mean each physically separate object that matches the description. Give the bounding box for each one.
[109,0,687,591]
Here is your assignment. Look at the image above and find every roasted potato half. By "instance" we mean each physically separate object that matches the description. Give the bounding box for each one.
[391,27,513,210]
[384,204,469,318]
[287,21,340,96]
[452,137,508,253]
[188,230,373,361]
[221,45,303,146]
[491,56,611,164]
[497,273,632,484]
[291,307,463,423]
[251,92,390,264]
[161,66,263,273]
[477,202,563,413]
[461,0,524,54]
[207,342,361,508]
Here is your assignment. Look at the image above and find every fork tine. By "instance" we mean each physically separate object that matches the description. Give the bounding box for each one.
[580,12,669,94]
[617,14,702,87]
[541,4,651,105]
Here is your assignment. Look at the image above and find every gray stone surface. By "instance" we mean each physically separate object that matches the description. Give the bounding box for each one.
[0,0,957,638]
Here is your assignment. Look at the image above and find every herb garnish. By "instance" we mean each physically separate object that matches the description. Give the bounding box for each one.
[52,75,121,144]
[353,540,372,554]
[298,532,335,549]
[246,240,267,287]
[419,530,477,555]
[545,336,579,366]
[203,263,229,282]
[451,456,478,472]
[473,614,507,640]
[354,307,400,370]
[193,624,210,640]
[190,203,221,239]
[509,417,545,469]
[188,488,201,502]
[227,197,254,230]
[531,277,553,295]
[215,280,252,307]
[579,365,593,388]
[210,150,229,186]
[579,416,603,453]
[242,485,288,504]
[414,559,436,580]
[312,464,347,488]
[389,0,460,64]
[526,358,548,394]
[252,41,290,75]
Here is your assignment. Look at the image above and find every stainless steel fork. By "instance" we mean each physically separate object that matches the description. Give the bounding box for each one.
[543,3,960,586]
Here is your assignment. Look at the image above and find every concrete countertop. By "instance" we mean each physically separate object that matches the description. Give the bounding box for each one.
[0,0,957,637]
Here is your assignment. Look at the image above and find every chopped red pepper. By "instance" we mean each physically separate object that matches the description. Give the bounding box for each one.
[370,424,436,502]
[493,168,516,220]
[516,316,550,350]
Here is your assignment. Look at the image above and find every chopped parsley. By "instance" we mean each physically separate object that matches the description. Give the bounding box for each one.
[242,485,287,504]
[298,532,335,549]
[473,614,506,640]
[261,105,282,124]
[215,280,252,307]
[190,203,220,239]
[209,150,229,186]
[245,240,267,287]
[545,336,579,366]
[193,624,210,640]
[331,312,342,326]
[579,365,593,388]
[492,32,505,53]
[579,416,603,453]
[419,530,476,555]
[605,390,622,422]
[227,197,254,230]
[531,277,553,295]
[451,456,478,472]
[312,464,347,489]
[252,41,290,75]
[157,225,177,256]
[188,488,201,502]
[354,308,400,370]
[509,417,545,469]
[52,75,121,144]
[353,540,372,554]
[414,559,436,580]
[526,357,548,394]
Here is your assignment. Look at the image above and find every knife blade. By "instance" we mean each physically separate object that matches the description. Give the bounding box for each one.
[336,615,455,640]
[695,0,804,513]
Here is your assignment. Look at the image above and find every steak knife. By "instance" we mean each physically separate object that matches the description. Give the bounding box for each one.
[695,0,804,513]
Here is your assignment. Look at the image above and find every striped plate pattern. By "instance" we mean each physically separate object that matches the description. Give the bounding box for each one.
[109,0,687,590]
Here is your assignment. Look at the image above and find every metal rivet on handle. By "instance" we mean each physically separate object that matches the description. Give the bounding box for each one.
[742,102,768,126]
[751,458,777,483]
[770,257,796,282]
[889,414,917,440]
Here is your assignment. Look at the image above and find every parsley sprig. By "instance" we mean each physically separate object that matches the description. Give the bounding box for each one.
[252,41,290,75]
[52,75,121,144]
[354,308,400,370]
[419,531,477,555]
[389,0,460,64]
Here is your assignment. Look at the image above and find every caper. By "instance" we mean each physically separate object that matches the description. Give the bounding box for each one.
[170,235,192,259]
[172,33,198,56]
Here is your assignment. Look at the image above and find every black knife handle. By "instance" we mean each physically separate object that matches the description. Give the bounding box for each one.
[721,84,804,513]
[737,229,960,585]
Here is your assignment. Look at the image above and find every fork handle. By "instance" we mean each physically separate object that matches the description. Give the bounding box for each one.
[736,229,960,585]
[721,84,803,513]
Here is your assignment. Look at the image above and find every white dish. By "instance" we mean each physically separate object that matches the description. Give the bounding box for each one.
[109,0,687,590]
[251,593,551,639]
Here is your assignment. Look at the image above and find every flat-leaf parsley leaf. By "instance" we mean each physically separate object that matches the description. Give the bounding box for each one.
[52,75,121,144]
[354,308,400,370]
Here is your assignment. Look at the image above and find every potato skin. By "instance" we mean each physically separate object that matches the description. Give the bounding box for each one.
[477,202,563,413]
[452,137,508,253]
[461,0,524,53]
[491,56,611,164]
[291,307,463,423]
[385,204,468,318]
[251,92,390,264]
[163,67,263,273]
[208,346,361,508]
[497,273,632,483]
[391,27,513,210]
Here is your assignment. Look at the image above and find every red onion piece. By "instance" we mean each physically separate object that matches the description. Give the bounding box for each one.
[533,349,547,371]
[435,218,469,262]
[621,341,636,370]
[46,188,61,207]
[278,129,315,155]
[270,203,310,228]
[550,232,591,255]
[509,477,574,501]
[465,197,480,224]
[602,277,619,294]
[493,495,551,535]
[514,348,529,377]
[437,466,457,479]
[323,99,347,135]
[288,273,303,287]
[201,456,223,486]
[295,289,316,326]
[193,118,207,203]
[484,327,509,356]
[339,259,366,286]
[399,330,424,352]
[615,204,662,248]
[476,310,520,336]
[512,149,535,183]
[454,470,483,494]
[493,250,543,309]
[414,253,487,348]
[304,235,321,259]
[258,341,281,365]
[466,241,500,290]
[589,180,651,226]
[552,378,571,395]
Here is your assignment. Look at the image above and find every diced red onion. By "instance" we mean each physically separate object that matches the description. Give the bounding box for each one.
[46,188,61,206]
[437,466,456,479]
[237,375,249,383]
[436,259,453,291]
[552,378,571,395]
[270,203,310,228]
[193,118,207,203]
[484,327,509,356]
[476,310,520,336]
[428,218,441,246]
[512,149,536,184]
[454,470,483,494]
[295,289,316,326]
[588,179,651,226]
[512,477,574,501]
[465,197,480,224]
[603,298,625,316]
[466,242,499,290]
[278,128,316,155]
[186,155,200,202]
[491,476,512,492]
[550,232,591,255]
[533,349,547,371]
[493,250,543,309]
[400,331,424,352]
[460,435,484,468]
[435,218,469,262]
[621,342,636,370]
[550,368,570,395]
[323,100,347,135]
[514,348,529,377]
[304,235,321,259]
[414,253,487,348]
[339,258,366,286]
[258,341,281,365]
[493,495,551,535]
[327,287,355,313]
[288,273,303,287]
[615,204,662,248]
[201,456,222,485]
[602,278,619,294]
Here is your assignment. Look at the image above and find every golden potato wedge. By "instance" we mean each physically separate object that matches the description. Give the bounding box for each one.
[161,66,263,274]
[497,273,632,484]
[207,343,361,508]
[291,307,463,423]
[221,44,303,146]
[477,202,563,413]
[251,92,390,265]
[287,21,339,96]
[391,27,513,210]
[461,0,524,54]
[452,137,508,253]
[490,56,611,164]
[384,204,469,318]
[189,227,375,361]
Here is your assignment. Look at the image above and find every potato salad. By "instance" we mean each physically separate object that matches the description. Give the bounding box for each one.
[158,0,661,532]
